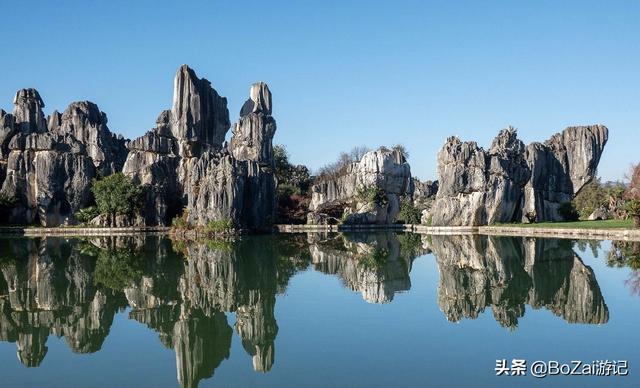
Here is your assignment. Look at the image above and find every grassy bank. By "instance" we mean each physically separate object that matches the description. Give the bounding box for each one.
[492,219,634,230]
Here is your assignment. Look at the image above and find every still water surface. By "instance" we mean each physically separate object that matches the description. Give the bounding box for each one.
[0,233,638,387]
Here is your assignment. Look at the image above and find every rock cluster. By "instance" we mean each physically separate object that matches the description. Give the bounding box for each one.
[0,90,127,226]
[432,125,608,225]
[308,147,411,224]
[429,235,609,328]
[123,66,277,229]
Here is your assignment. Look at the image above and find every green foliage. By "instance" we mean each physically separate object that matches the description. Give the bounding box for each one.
[607,241,640,270]
[358,247,389,270]
[558,201,580,221]
[75,206,99,223]
[274,144,311,195]
[91,173,143,217]
[398,199,421,224]
[625,199,640,215]
[423,215,433,226]
[316,145,370,180]
[356,185,388,207]
[93,247,144,290]
[397,232,423,259]
[573,179,626,218]
[171,215,189,229]
[0,193,16,223]
[205,219,234,233]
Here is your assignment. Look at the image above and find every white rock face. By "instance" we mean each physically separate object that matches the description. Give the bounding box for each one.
[308,147,411,224]
[522,125,608,222]
[432,128,530,226]
[431,125,609,226]
[123,66,276,229]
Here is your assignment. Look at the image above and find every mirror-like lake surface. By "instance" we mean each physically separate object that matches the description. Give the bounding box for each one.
[0,233,638,387]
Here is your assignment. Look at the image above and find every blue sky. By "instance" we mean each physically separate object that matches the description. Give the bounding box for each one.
[1,0,638,181]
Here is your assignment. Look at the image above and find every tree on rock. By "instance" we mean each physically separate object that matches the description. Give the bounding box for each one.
[91,173,144,226]
[625,164,640,228]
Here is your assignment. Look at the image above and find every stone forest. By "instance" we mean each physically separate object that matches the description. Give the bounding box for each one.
[1,65,638,232]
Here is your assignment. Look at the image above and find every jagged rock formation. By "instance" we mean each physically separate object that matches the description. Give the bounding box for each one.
[432,128,531,226]
[432,125,608,225]
[52,101,127,175]
[308,148,411,224]
[430,235,609,329]
[123,66,277,229]
[0,89,128,226]
[308,232,426,303]
[522,125,609,222]
[407,178,438,224]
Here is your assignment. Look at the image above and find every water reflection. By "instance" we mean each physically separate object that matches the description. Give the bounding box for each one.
[309,233,426,303]
[0,233,613,386]
[429,235,609,329]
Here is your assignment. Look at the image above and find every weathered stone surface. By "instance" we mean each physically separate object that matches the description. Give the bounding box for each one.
[13,89,47,133]
[522,125,609,222]
[0,90,127,226]
[1,132,94,226]
[171,64,230,157]
[308,148,411,224]
[432,128,530,226]
[231,82,276,164]
[588,206,611,221]
[123,66,277,229]
[55,101,127,175]
[432,125,608,225]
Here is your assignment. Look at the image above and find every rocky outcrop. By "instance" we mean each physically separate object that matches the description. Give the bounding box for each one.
[432,125,608,225]
[12,89,47,133]
[53,101,128,175]
[0,89,128,226]
[522,125,609,222]
[171,65,230,156]
[430,235,608,328]
[308,148,411,224]
[123,66,277,229]
[187,82,277,229]
[432,128,531,226]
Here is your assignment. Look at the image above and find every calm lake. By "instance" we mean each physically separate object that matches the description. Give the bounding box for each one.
[0,233,638,387]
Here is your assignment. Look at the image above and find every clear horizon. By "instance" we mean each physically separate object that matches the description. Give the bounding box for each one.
[1,0,638,181]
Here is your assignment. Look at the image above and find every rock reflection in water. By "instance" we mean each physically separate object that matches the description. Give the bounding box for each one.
[308,232,426,303]
[0,233,612,387]
[0,237,125,367]
[429,235,609,329]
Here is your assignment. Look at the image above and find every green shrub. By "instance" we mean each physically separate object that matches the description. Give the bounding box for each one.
[171,215,189,229]
[558,201,580,221]
[356,186,388,207]
[358,248,389,270]
[624,199,640,228]
[398,199,421,224]
[93,247,144,290]
[75,206,100,223]
[91,173,143,218]
[206,219,234,233]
